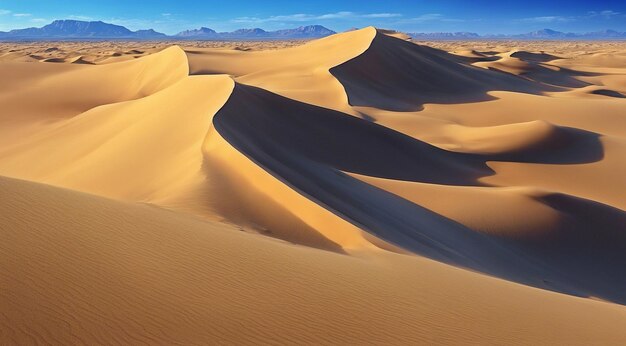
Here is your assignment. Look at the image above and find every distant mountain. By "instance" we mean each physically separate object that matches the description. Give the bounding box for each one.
[5,20,622,41]
[408,28,626,40]
[273,25,336,38]
[409,32,480,40]
[175,25,335,39]
[0,21,336,40]
[509,28,626,39]
[175,27,218,38]
[221,28,269,38]
[515,29,579,39]
[581,29,626,39]
[0,18,337,40]
[133,29,167,38]
[0,20,166,39]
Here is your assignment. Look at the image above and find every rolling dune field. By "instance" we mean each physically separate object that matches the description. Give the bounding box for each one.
[1,28,626,344]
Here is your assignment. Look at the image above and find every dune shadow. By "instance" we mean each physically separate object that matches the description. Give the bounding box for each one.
[214,83,493,186]
[487,126,604,164]
[510,51,561,63]
[515,193,626,304]
[516,64,605,89]
[591,89,626,98]
[214,84,605,185]
[212,82,625,305]
[451,51,501,63]
[519,65,594,88]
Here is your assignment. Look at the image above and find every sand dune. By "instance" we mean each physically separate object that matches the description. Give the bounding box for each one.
[330,30,546,111]
[0,74,234,201]
[474,51,594,88]
[3,176,626,345]
[187,27,377,114]
[0,46,188,146]
[212,83,626,303]
[1,27,626,344]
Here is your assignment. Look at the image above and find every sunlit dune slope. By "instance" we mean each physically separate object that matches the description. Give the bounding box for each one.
[0,74,234,201]
[0,46,188,146]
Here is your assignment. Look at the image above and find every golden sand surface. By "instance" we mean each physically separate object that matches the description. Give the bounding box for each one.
[1,28,625,344]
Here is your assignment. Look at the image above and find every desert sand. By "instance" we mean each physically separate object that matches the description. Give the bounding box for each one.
[1,27,626,344]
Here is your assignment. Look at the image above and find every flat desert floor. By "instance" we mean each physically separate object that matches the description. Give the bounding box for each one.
[1,28,626,344]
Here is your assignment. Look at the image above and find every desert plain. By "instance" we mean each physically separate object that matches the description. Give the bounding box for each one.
[1,28,626,344]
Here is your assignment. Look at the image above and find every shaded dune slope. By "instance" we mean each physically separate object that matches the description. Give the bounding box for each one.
[214,84,489,185]
[213,83,626,303]
[510,51,561,63]
[352,174,626,303]
[592,88,626,98]
[474,51,598,88]
[444,121,604,164]
[330,31,547,111]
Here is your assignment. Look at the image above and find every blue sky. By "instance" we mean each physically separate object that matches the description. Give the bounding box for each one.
[0,0,625,34]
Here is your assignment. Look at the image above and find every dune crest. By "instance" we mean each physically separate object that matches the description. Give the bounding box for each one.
[330,30,547,111]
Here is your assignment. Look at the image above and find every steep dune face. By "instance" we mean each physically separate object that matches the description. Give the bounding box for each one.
[1,29,626,343]
[200,127,379,252]
[215,84,489,185]
[212,83,494,256]
[330,30,543,111]
[212,83,626,303]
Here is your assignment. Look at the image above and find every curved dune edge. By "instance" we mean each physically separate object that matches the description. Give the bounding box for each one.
[211,82,626,303]
[2,176,626,345]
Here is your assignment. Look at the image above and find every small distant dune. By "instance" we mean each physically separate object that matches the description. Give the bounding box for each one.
[591,88,625,98]
[510,50,561,63]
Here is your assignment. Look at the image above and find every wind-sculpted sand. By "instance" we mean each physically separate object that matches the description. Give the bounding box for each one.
[1,28,626,344]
